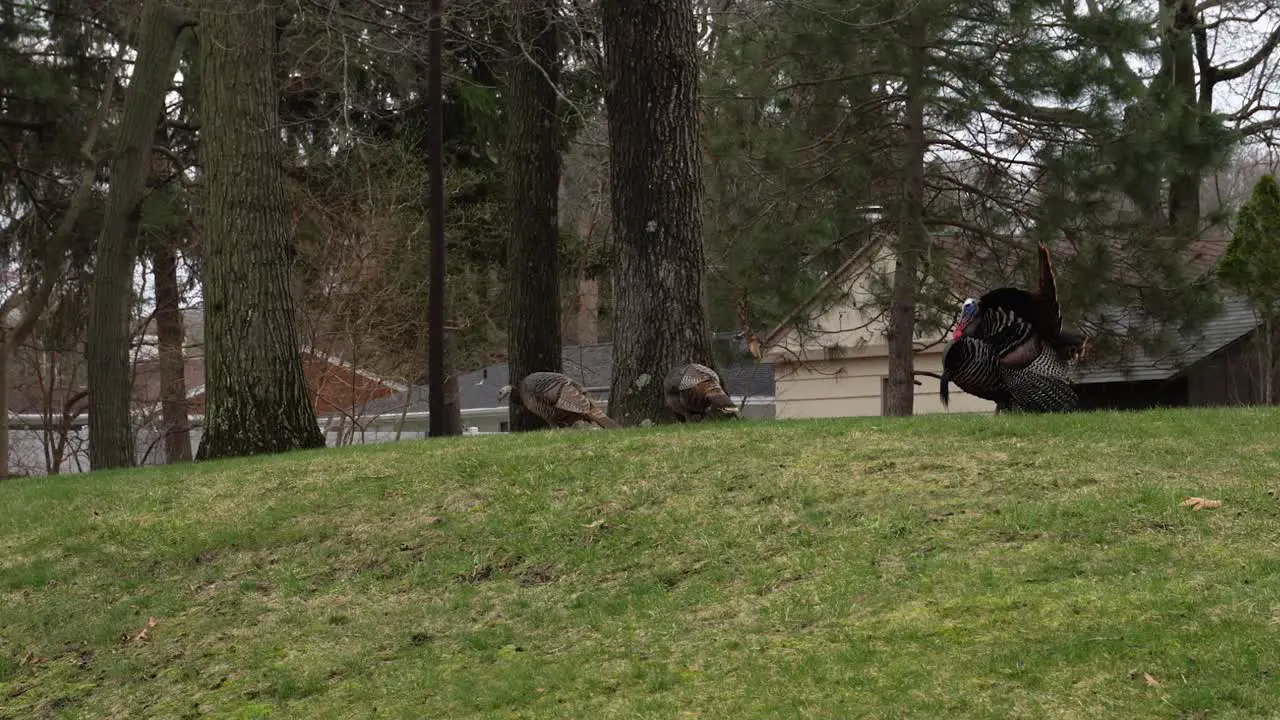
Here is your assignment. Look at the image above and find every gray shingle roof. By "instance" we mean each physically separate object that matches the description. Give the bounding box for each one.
[359,343,776,416]
[1075,294,1259,384]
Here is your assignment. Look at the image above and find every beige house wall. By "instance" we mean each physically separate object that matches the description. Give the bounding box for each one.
[772,350,996,419]
[767,245,898,361]
[764,241,995,418]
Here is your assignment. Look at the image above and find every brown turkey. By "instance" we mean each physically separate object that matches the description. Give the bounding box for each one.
[663,363,741,422]
[498,372,619,429]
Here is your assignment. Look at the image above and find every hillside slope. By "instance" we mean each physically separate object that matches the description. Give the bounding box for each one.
[3,408,1280,719]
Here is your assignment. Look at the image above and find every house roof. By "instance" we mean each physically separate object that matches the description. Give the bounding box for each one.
[359,343,777,416]
[761,234,889,348]
[184,344,409,399]
[1074,294,1259,384]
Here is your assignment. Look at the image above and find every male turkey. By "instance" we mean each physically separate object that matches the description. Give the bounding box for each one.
[940,243,1087,413]
[663,363,741,422]
[940,335,1079,413]
[498,371,618,429]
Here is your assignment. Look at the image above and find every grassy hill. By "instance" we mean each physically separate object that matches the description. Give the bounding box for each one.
[3,408,1279,719]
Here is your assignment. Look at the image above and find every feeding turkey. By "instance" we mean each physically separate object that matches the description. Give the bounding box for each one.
[663,363,741,422]
[940,243,1087,413]
[498,371,619,429]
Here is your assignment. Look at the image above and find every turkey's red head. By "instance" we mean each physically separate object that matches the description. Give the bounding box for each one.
[952,298,978,340]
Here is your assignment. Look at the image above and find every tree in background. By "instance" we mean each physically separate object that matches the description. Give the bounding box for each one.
[1219,174,1280,404]
[195,0,324,459]
[696,0,1270,410]
[601,0,714,424]
[86,0,186,469]
[503,0,565,431]
[0,0,130,477]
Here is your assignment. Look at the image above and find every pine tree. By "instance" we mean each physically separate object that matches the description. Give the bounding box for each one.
[1219,174,1280,403]
[700,0,1238,403]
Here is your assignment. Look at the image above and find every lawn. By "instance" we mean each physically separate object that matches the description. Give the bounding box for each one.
[2,407,1280,719]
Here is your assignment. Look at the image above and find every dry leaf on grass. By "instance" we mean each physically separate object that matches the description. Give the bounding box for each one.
[124,616,158,643]
[1143,672,1161,687]
[20,652,45,665]
[583,518,606,529]
[1182,497,1222,511]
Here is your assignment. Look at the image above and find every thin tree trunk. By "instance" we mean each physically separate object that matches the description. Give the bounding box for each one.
[153,242,192,462]
[601,0,713,424]
[0,341,8,480]
[884,11,928,417]
[1264,313,1275,405]
[505,0,564,431]
[574,191,601,346]
[195,0,325,460]
[577,273,600,346]
[86,0,185,469]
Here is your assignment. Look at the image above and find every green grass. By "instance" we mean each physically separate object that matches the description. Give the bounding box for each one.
[3,407,1280,718]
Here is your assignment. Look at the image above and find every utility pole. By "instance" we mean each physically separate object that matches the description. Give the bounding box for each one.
[427,0,446,436]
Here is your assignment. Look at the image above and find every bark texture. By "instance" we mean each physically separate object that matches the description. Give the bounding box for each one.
[505,0,564,431]
[601,0,713,425]
[153,242,192,462]
[195,0,325,459]
[86,0,184,469]
[884,12,928,417]
[442,328,463,434]
[1164,0,1200,235]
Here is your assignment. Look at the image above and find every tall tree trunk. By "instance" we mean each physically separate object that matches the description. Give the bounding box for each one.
[147,110,193,464]
[153,242,192,462]
[195,0,325,460]
[505,0,564,431]
[601,0,713,424]
[443,328,463,434]
[86,0,184,469]
[884,12,929,417]
[1165,0,1201,236]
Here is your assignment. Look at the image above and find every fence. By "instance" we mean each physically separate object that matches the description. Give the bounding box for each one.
[7,396,775,477]
[5,409,507,477]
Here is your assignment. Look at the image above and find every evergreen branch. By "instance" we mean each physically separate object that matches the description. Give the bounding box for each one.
[1076,0,1143,88]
